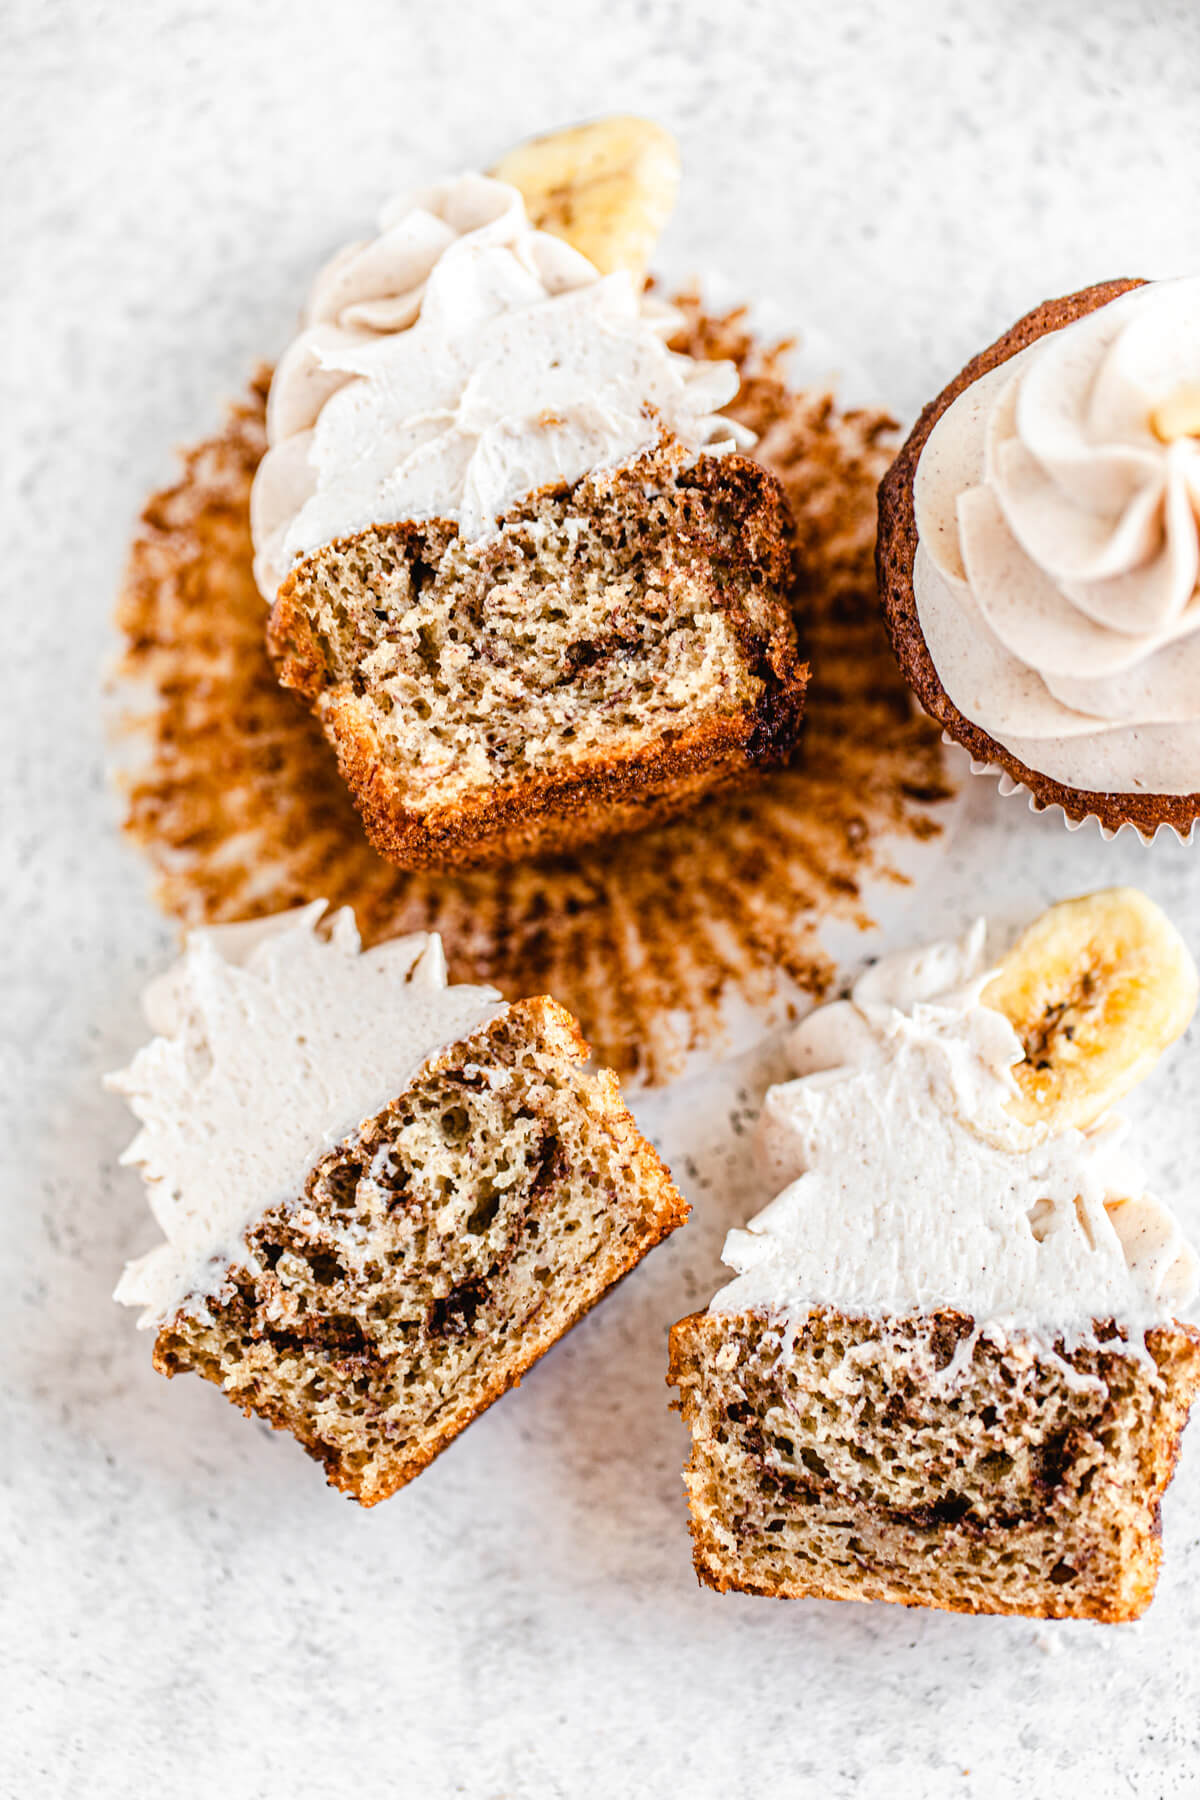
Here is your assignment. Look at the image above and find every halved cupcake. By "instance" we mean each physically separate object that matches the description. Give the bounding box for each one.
[111,903,687,1502]
[877,277,1200,835]
[252,120,805,869]
[670,890,1200,1619]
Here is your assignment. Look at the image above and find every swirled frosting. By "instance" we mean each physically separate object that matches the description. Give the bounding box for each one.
[913,278,1200,796]
[110,903,504,1328]
[710,925,1197,1355]
[250,173,750,601]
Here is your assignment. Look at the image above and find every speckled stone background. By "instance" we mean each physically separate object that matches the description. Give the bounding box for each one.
[7,3,1200,1795]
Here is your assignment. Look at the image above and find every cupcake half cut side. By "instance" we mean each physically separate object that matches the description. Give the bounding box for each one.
[253,119,806,870]
[111,903,687,1503]
[670,889,1200,1620]
[877,276,1200,836]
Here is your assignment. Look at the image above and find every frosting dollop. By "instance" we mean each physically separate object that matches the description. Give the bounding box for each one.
[711,925,1197,1353]
[110,903,504,1328]
[913,278,1200,795]
[250,173,749,601]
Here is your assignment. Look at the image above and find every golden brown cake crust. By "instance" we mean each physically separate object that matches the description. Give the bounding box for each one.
[319,705,792,870]
[876,277,1200,836]
[668,1306,1200,1622]
[269,450,807,870]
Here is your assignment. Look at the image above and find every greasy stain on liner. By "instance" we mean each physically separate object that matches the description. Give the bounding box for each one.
[111,300,953,1085]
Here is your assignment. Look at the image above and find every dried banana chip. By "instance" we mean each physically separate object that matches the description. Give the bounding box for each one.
[492,115,680,277]
[983,888,1198,1132]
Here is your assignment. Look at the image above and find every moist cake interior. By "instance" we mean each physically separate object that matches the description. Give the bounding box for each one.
[154,997,686,1503]
[670,1306,1200,1621]
[269,442,800,820]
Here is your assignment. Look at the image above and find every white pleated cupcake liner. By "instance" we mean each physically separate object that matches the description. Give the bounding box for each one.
[959,738,1198,847]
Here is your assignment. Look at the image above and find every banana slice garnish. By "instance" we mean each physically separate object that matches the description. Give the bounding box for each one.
[491,115,680,278]
[983,888,1198,1132]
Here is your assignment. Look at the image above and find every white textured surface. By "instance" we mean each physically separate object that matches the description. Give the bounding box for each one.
[6,4,1200,1796]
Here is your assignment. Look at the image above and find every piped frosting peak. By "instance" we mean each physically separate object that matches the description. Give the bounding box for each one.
[913,277,1200,795]
[251,174,749,599]
[111,903,504,1327]
[711,925,1196,1355]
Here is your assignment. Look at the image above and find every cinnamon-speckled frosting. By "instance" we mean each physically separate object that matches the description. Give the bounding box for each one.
[711,926,1197,1360]
[110,904,504,1329]
[250,173,750,600]
[913,278,1200,796]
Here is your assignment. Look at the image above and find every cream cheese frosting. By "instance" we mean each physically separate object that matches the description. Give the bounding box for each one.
[913,278,1200,795]
[250,173,750,601]
[110,903,504,1328]
[711,925,1197,1357]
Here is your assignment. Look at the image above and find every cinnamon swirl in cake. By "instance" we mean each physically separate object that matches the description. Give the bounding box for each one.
[252,123,805,869]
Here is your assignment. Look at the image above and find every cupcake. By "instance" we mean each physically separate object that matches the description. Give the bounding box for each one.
[877,277,1200,835]
[670,889,1200,1619]
[111,903,687,1503]
[252,119,805,870]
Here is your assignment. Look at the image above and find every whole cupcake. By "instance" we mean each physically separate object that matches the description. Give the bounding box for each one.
[877,277,1200,836]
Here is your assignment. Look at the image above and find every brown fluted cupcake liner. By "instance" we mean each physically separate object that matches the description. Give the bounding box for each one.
[109,297,955,1086]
